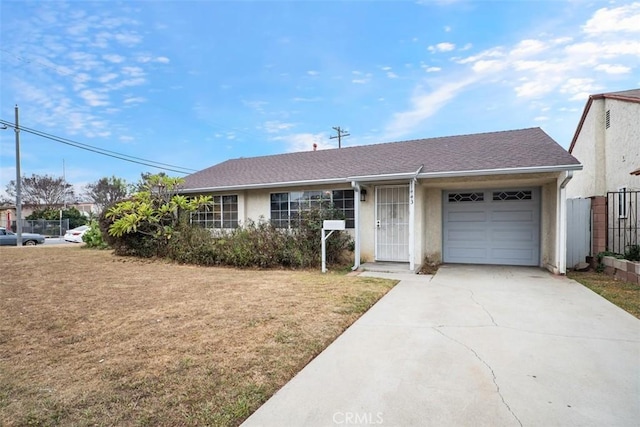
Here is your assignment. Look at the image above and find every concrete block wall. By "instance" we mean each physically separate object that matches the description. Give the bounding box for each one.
[602,255,640,285]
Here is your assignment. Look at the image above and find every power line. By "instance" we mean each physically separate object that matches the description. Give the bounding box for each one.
[0,118,197,175]
[330,126,350,148]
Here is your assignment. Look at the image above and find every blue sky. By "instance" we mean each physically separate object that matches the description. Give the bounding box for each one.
[1,0,639,198]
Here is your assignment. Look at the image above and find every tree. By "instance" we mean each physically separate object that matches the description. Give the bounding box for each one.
[104,174,211,257]
[132,172,169,193]
[27,207,88,229]
[5,174,74,210]
[83,176,129,212]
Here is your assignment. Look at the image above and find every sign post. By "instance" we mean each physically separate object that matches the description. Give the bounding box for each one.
[321,220,345,273]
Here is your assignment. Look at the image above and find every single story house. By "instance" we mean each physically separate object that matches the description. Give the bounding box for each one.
[181,127,582,274]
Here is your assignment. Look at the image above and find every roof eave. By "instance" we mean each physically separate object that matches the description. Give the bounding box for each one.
[181,165,582,194]
[417,164,582,179]
[179,177,349,194]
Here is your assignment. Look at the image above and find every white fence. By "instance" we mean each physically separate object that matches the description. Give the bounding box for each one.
[566,198,591,267]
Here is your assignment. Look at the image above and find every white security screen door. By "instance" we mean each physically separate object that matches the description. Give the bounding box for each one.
[375,186,410,261]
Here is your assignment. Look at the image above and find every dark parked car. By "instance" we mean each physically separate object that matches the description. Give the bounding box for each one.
[0,227,46,246]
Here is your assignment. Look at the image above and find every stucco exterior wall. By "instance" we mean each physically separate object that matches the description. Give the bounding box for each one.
[541,181,558,272]
[192,171,564,271]
[567,97,640,198]
[604,98,640,192]
[422,187,442,263]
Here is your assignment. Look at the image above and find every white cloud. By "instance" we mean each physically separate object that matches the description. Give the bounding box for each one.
[385,78,476,138]
[79,89,109,106]
[560,78,603,102]
[307,70,319,76]
[243,100,268,113]
[351,71,372,84]
[292,97,321,102]
[97,72,118,83]
[103,54,125,63]
[472,60,507,74]
[272,133,334,152]
[583,2,640,34]
[594,63,631,74]
[123,96,146,104]
[510,39,548,56]
[386,72,399,79]
[263,120,295,133]
[514,80,554,98]
[424,66,441,73]
[428,42,456,53]
[121,66,145,77]
[137,55,170,64]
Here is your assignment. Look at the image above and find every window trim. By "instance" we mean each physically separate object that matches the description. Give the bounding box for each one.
[270,189,355,229]
[190,194,239,229]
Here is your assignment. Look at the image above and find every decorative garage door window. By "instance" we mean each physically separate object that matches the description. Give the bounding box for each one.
[492,190,532,201]
[447,192,484,202]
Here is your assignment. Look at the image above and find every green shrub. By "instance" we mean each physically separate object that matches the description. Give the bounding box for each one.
[166,208,353,269]
[82,221,109,249]
[625,245,640,262]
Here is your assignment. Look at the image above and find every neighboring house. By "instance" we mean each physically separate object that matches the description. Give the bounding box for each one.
[566,89,640,258]
[181,127,581,274]
[0,205,35,229]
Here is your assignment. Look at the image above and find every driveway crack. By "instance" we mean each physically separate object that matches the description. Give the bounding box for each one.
[467,288,498,326]
[433,327,523,427]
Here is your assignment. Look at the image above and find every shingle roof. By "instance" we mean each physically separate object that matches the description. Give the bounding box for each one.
[183,127,580,191]
[600,88,640,101]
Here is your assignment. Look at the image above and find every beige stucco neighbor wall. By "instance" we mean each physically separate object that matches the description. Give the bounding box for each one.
[567,97,640,198]
[604,98,640,191]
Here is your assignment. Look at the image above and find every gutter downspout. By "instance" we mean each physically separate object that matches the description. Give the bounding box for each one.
[408,165,423,272]
[557,171,573,274]
[351,181,361,271]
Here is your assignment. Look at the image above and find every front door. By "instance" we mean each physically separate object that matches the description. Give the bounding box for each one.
[375,186,410,261]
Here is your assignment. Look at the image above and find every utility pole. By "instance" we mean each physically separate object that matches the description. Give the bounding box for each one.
[330,126,350,148]
[14,105,22,246]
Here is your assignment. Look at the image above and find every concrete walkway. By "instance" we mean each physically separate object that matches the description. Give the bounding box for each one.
[242,265,640,427]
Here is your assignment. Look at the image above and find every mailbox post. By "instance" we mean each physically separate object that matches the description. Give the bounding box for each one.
[321,220,345,273]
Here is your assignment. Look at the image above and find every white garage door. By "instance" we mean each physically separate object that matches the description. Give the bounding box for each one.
[443,188,540,266]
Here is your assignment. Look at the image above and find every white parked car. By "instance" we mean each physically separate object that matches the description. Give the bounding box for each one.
[64,225,90,243]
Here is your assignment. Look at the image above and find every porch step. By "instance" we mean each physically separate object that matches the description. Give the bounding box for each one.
[360,262,417,274]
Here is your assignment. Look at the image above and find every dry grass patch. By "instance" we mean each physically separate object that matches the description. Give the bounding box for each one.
[568,270,640,319]
[0,246,396,426]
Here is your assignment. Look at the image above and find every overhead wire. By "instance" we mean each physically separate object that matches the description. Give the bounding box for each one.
[0,119,197,175]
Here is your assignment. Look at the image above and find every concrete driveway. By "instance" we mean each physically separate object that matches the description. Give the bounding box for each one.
[243,265,640,427]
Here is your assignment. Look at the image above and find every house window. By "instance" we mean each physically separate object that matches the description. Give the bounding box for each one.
[191,195,239,229]
[618,187,627,219]
[605,110,610,129]
[270,190,355,228]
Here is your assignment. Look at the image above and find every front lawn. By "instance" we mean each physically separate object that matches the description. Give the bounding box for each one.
[568,271,640,318]
[0,246,395,426]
